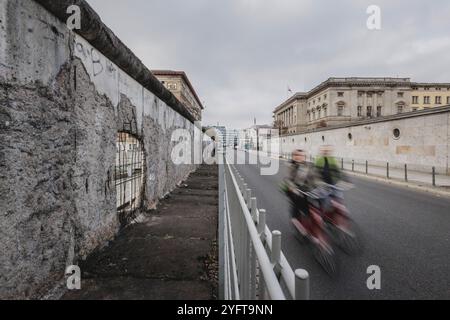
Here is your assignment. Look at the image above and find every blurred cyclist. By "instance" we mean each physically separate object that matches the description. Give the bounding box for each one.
[286,149,316,218]
[315,145,341,186]
[314,145,343,211]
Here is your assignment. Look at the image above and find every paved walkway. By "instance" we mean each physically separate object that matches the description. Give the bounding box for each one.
[63,165,218,300]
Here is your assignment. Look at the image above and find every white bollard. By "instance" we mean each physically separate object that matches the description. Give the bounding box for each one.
[271,231,281,265]
[242,183,247,196]
[250,197,257,222]
[257,209,266,236]
[295,269,310,300]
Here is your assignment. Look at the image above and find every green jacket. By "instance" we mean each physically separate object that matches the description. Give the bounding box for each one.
[315,156,341,185]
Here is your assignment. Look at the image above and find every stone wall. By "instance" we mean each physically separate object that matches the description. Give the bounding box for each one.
[0,0,202,299]
[278,107,450,174]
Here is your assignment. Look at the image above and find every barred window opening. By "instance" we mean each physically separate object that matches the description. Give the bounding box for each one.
[115,132,145,223]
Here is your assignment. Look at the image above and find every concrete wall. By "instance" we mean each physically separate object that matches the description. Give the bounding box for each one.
[0,0,202,298]
[279,108,450,173]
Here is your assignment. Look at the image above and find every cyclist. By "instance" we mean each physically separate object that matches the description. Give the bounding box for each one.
[314,145,341,186]
[314,145,343,211]
[286,149,316,219]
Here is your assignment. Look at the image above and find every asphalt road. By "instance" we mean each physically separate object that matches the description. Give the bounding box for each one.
[228,150,450,300]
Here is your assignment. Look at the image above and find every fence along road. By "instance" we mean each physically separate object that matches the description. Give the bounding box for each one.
[219,152,310,300]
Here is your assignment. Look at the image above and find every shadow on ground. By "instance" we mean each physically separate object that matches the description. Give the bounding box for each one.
[63,165,218,300]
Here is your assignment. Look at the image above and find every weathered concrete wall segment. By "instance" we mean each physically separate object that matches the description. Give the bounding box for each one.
[278,108,450,173]
[0,0,201,299]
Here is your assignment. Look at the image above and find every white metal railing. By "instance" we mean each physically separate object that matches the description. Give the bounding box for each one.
[221,153,310,300]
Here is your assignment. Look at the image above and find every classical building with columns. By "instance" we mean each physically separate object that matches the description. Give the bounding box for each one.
[273,77,450,135]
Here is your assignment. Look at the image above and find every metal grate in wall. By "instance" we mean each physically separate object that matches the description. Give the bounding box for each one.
[115,132,145,224]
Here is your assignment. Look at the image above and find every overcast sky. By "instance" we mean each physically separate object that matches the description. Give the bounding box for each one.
[87,0,450,129]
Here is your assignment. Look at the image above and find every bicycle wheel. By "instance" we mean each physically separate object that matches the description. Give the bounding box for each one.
[330,219,363,255]
[313,241,339,276]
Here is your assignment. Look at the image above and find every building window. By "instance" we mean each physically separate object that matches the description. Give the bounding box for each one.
[424,87,430,91]
[377,106,382,117]
[348,133,353,141]
[447,96,450,104]
[324,94,327,99]
[424,96,430,104]
[338,92,344,97]
[367,92,373,98]
[366,106,372,117]
[397,105,403,114]
[322,136,325,142]
[358,91,364,97]
[357,106,362,117]
[393,128,401,139]
[436,96,442,104]
[323,107,327,117]
[337,105,344,116]
[412,96,418,104]
[398,92,404,98]
[377,92,383,97]
[436,88,442,91]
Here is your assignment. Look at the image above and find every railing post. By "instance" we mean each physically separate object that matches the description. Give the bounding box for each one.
[250,197,257,222]
[257,209,266,242]
[243,227,250,299]
[295,269,310,300]
[387,162,389,179]
[250,242,257,300]
[243,183,248,197]
[432,166,436,186]
[365,160,368,174]
[258,273,266,300]
[246,188,252,206]
[271,231,281,265]
[404,164,408,182]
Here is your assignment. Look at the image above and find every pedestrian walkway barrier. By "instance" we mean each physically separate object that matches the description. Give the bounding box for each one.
[273,151,449,188]
[219,153,309,300]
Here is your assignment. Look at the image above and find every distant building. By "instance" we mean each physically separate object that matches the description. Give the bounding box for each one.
[273,77,450,135]
[208,126,239,147]
[240,125,274,151]
[152,70,204,121]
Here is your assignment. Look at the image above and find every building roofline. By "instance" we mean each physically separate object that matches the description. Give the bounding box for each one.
[274,92,307,113]
[152,70,204,110]
[411,82,450,87]
[279,105,450,136]
[274,77,450,115]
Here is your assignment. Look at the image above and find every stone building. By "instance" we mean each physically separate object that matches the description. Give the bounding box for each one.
[152,70,204,121]
[274,78,450,135]
[239,125,274,151]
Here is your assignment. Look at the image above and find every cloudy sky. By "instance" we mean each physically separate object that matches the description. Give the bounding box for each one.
[87,0,450,129]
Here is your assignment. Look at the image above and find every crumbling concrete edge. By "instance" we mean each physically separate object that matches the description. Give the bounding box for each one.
[33,0,197,125]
